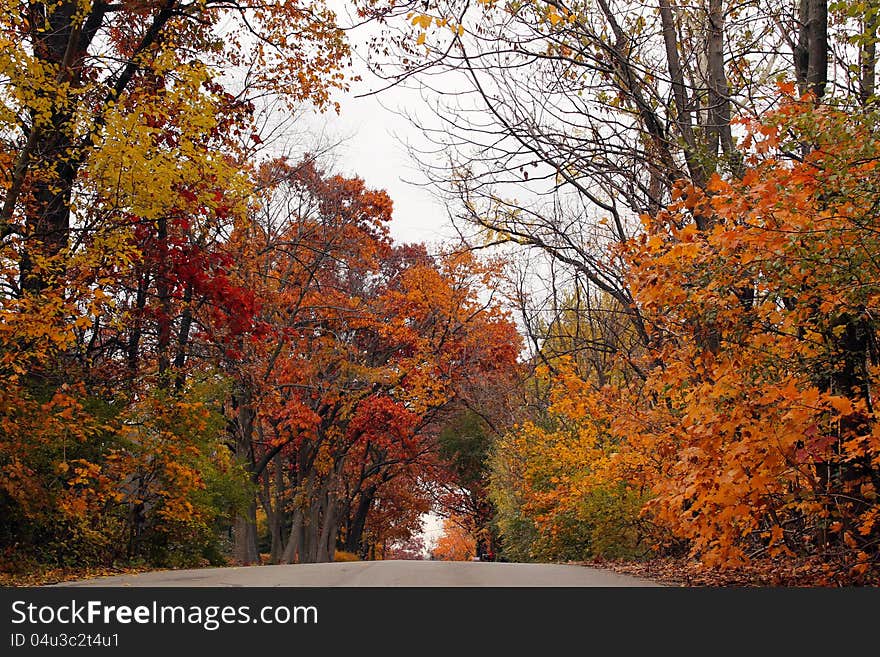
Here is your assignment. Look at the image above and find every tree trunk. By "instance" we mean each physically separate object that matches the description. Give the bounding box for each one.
[155,216,172,383]
[268,454,284,563]
[344,486,376,554]
[15,2,81,294]
[173,283,194,391]
[127,275,149,373]
[861,9,878,105]
[316,494,337,563]
[280,508,303,564]
[233,499,259,565]
[303,493,324,563]
[796,0,828,99]
[231,383,259,564]
[706,0,736,163]
[658,0,708,195]
[806,0,828,99]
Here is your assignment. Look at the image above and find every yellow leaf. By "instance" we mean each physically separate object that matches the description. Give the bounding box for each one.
[411,14,433,29]
[417,33,426,45]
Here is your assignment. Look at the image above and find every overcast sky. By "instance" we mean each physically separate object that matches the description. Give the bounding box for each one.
[301,5,461,249]
[325,93,453,245]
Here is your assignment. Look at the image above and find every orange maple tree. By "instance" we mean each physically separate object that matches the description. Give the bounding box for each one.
[557,92,880,582]
[432,516,478,561]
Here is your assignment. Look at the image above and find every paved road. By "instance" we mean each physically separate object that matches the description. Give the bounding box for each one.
[56,560,659,587]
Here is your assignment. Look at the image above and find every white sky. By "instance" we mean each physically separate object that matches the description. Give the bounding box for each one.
[322,91,454,246]
[302,4,459,248]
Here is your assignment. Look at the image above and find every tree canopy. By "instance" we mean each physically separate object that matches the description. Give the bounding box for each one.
[3,0,880,585]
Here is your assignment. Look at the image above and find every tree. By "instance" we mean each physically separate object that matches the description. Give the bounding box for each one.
[595,94,880,580]
[219,159,521,563]
[492,368,648,563]
[431,515,477,561]
[1,0,347,292]
[0,0,349,570]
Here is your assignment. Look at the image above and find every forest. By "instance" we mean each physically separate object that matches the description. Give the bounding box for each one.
[1,0,879,586]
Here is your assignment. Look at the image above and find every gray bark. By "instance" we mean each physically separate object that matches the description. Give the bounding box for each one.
[344,486,375,555]
[659,0,708,193]
[861,10,878,105]
[268,454,284,563]
[706,0,736,162]
[796,0,828,99]
[231,384,259,564]
[233,499,259,565]
[316,494,337,563]
[280,508,303,564]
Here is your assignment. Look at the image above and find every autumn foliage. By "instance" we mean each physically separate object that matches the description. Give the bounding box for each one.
[489,94,880,583]
[0,0,520,574]
[432,516,477,561]
[5,0,880,588]
[489,363,647,563]
[611,97,880,580]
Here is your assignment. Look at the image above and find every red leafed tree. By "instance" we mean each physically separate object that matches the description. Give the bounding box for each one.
[220,159,521,563]
[386,534,427,561]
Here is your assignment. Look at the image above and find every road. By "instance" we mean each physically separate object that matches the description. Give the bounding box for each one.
[56,560,659,587]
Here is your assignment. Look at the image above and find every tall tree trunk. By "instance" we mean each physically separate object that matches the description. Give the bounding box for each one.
[233,499,259,565]
[316,495,337,563]
[155,216,172,383]
[861,9,878,105]
[258,451,283,564]
[796,0,829,99]
[280,508,303,564]
[659,0,708,194]
[127,274,149,373]
[280,443,311,563]
[327,531,337,563]
[305,493,323,563]
[15,1,81,294]
[268,453,285,563]
[172,283,194,391]
[231,383,259,564]
[806,0,828,99]
[300,465,321,563]
[706,0,737,163]
[344,486,376,555]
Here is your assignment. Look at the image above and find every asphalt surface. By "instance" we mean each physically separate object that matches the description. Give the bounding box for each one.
[56,560,660,587]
